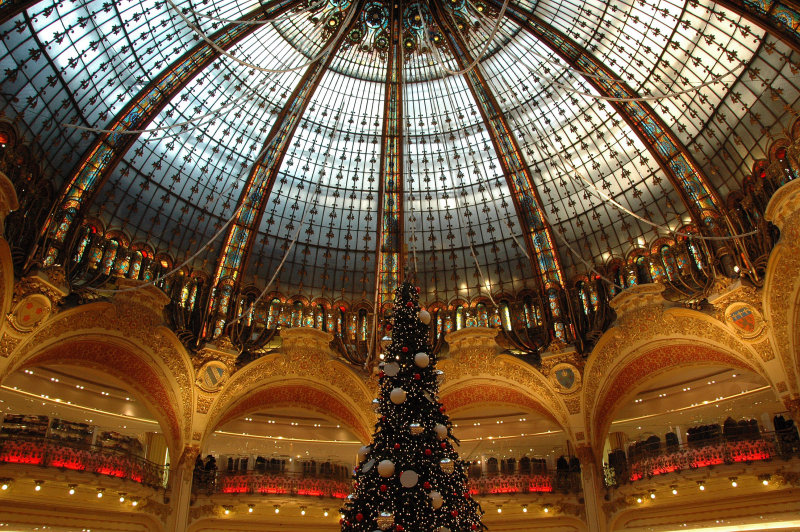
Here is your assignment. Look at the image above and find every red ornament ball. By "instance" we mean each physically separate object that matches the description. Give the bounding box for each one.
[379,371,385,378]
[406,301,413,307]
[396,526,404,531]
[440,442,447,448]
[414,373,421,380]
[381,416,387,421]
[415,286,421,293]
[423,481,431,489]
[394,443,400,450]
[471,525,477,530]
[439,406,446,413]
[386,323,392,331]
[380,484,388,492]
[451,510,458,517]
[356,513,363,522]
[464,493,470,499]
[402,346,409,352]
[424,448,432,456]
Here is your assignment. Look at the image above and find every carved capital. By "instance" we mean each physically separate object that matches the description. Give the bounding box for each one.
[0,171,19,234]
[765,178,800,233]
[574,444,597,466]
[445,326,499,353]
[16,269,69,306]
[112,279,170,322]
[707,278,762,315]
[609,283,667,323]
[280,327,334,353]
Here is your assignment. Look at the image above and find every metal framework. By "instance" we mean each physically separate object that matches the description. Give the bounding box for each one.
[430,3,565,293]
[206,0,365,334]
[372,1,405,335]
[492,0,727,234]
[40,0,302,264]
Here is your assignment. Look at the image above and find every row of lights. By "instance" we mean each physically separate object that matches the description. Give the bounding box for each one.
[22,369,131,402]
[221,504,332,516]
[496,504,553,514]
[1,480,139,505]
[635,476,772,502]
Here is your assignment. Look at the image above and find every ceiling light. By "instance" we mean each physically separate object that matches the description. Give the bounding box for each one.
[223,506,231,515]
[671,486,678,495]
[636,496,643,504]
[300,507,306,516]
[496,506,502,513]
[323,509,329,517]
[248,504,254,513]
[1,480,11,491]
[34,481,43,492]
[119,493,126,502]
[274,505,280,514]
[543,504,550,513]
[68,485,76,495]
[729,477,738,488]
[649,490,656,499]
[522,505,527,513]
[697,481,705,491]
[96,488,104,498]
[131,499,138,507]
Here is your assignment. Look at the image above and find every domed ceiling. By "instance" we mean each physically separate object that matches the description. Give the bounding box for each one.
[0,0,798,307]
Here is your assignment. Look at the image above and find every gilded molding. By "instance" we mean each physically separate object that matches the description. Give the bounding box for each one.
[0,171,19,234]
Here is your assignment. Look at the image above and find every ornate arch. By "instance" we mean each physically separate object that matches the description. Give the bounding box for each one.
[202,328,376,445]
[439,327,573,439]
[440,381,565,431]
[590,343,761,452]
[0,292,195,457]
[584,289,772,456]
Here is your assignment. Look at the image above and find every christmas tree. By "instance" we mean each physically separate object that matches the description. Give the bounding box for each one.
[340,281,486,531]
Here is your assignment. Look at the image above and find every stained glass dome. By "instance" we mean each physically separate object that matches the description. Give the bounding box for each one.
[1,0,798,353]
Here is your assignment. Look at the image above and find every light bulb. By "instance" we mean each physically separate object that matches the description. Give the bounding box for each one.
[522,505,527,513]
[762,479,769,486]
[119,495,125,503]
[1,483,7,491]
[132,500,138,507]
[248,505,254,513]
[224,509,230,515]
[650,492,655,499]
[274,506,280,514]
[672,488,678,495]
[636,497,643,504]
[543,507,549,513]
[68,486,75,495]
[324,510,329,517]
[34,485,41,492]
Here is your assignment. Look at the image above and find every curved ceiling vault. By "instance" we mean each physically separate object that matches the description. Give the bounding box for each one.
[2,0,799,306]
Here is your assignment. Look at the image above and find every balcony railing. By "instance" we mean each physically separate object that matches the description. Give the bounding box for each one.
[194,470,351,499]
[468,470,582,496]
[195,466,582,499]
[604,431,800,487]
[0,435,168,490]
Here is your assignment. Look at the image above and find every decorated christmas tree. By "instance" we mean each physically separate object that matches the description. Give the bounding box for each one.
[340,281,486,531]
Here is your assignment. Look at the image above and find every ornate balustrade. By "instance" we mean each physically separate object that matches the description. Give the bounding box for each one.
[467,471,581,496]
[604,432,799,487]
[0,436,168,489]
[196,470,351,499]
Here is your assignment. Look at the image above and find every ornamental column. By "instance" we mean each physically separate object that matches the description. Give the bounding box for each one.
[165,445,200,532]
[575,444,608,532]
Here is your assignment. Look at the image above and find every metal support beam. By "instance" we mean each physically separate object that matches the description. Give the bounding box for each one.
[41,0,303,265]
[493,1,726,233]
[712,0,800,55]
[372,1,404,353]
[205,0,364,338]
[430,3,569,343]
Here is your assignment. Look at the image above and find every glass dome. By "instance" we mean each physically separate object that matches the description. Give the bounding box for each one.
[0,0,797,309]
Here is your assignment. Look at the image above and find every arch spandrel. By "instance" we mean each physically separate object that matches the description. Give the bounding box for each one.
[203,331,376,445]
[584,300,774,456]
[0,298,195,455]
[764,178,800,394]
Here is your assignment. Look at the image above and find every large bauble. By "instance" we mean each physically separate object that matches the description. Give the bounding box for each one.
[440,458,454,474]
[362,459,375,473]
[358,445,371,462]
[434,424,448,440]
[383,361,400,377]
[414,352,429,368]
[429,490,443,509]
[390,387,407,404]
[400,470,419,488]
[376,512,395,530]
[418,309,432,324]
[377,460,395,477]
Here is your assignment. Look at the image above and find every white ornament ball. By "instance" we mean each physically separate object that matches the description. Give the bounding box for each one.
[383,361,400,377]
[377,459,395,478]
[418,309,432,325]
[362,459,376,473]
[390,387,407,404]
[414,352,430,368]
[429,490,443,509]
[434,424,448,440]
[358,445,371,462]
[400,470,419,488]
